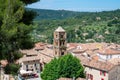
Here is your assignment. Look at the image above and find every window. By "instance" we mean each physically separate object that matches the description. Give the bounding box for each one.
[100,71,106,76]
[26,69,28,71]
[110,55,112,58]
[55,51,57,55]
[56,35,57,38]
[100,71,102,75]
[101,78,104,80]
[26,65,28,69]
[34,63,36,67]
[90,74,93,80]
[106,55,108,59]
[87,74,93,80]
[60,41,62,46]
[61,52,64,55]
[60,34,64,38]
[104,72,106,76]
[63,42,65,45]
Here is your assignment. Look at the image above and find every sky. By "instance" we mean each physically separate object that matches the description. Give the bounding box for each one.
[27,0,120,12]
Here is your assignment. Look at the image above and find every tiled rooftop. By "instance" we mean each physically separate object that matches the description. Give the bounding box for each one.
[19,56,40,63]
[19,42,119,72]
[75,55,114,72]
[108,58,120,65]
[55,26,65,32]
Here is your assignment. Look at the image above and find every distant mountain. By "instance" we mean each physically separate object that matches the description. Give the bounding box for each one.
[27,8,120,21]
[27,8,80,20]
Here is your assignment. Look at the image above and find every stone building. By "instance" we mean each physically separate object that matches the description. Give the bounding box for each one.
[54,26,67,57]
[19,49,41,73]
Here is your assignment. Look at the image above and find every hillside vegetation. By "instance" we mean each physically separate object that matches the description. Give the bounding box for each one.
[30,8,120,44]
[27,8,80,20]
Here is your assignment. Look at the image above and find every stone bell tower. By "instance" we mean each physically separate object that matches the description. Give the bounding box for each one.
[53,26,67,57]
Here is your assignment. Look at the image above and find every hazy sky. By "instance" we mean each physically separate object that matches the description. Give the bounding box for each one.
[27,0,120,12]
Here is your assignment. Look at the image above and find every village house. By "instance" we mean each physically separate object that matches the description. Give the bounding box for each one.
[74,54,120,80]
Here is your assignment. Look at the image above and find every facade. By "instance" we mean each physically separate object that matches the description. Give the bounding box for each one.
[75,54,114,80]
[85,67,108,80]
[19,50,41,74]
[20,59,40,73]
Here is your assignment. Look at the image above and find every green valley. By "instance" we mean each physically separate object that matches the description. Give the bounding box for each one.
[30,8,120,44]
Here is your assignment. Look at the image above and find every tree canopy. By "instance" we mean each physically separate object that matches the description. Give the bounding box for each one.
[41,54,85,80]
[0,0,39,75]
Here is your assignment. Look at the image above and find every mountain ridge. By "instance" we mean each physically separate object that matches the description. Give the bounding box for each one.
[27,8,120,21]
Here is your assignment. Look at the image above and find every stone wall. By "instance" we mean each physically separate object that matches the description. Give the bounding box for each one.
[109,65,120,80]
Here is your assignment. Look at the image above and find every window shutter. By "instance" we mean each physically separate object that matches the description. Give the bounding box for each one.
[104,72,106,76]
[100,71,102,75]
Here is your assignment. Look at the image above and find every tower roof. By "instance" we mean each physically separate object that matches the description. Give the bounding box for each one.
[55,26,65,32]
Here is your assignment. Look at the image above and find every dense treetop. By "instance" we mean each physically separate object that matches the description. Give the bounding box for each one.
[0,0,39,75]
[41,54,85,80]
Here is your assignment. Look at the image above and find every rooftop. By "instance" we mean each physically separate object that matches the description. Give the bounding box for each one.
[19,42,119,72]
[108,58,120,65]
[75,55,114,72]
[19,56,40,63]
[55,26,65,32]
[98,48,120,55]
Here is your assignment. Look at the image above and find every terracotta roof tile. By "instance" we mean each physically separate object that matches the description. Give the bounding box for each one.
[19,56,40,63]
[20,49,38,56]
[108,58,120,65]
[98,48,120,55]
[75,55,114,72]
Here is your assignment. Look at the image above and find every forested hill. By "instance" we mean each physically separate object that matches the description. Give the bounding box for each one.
[27,8,120,21]
[27,8,80,20]
[30,8,120,44]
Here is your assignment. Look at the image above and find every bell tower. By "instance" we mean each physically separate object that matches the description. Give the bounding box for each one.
[53,26,67,57]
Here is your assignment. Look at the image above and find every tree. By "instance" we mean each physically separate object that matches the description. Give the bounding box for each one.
[0,0,39,74]
[41,54,85,80]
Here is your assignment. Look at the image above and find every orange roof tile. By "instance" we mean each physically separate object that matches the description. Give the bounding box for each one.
[108,58,120,65]
[75,55,114,72]
[20,49,38,56]
[98,48,120,55]
[19,56,40,63]
[92,55,99,61]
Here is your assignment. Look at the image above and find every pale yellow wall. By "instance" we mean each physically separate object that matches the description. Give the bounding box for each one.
[22,60,40,73]
[85,67,108,80]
